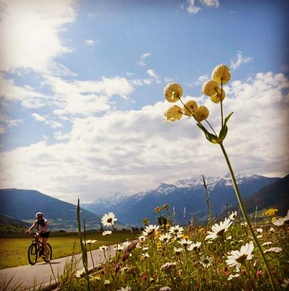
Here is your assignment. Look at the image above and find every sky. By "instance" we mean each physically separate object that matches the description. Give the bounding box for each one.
[0,0,288,204]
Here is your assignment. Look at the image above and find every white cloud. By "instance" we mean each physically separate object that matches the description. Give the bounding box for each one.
[0,111,22,135]
[0,74,49,108]
[137,53,151,66]
[0,72,288,202]
[230,51,253,71]
[146,69,161,84]
[85,39,96,46]
[0,68,164,134]
[0,71,137,134]
[186,0,202,14]
[31,113,63,129]
[0,0,76,74]
[186,0,219,14]
[200,0,219,8]
[32,113,46,123]
[45,75,134,116]
[186,74,209,86]
[131,70,161,86]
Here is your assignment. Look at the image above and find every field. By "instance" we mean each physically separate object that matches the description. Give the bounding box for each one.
[0,230,139,269]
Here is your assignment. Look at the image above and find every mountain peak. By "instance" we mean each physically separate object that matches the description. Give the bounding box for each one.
[156,183,177,195]
[174,173,261,190]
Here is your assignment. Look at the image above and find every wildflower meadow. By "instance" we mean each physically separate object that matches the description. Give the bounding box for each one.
[57,65,289,290]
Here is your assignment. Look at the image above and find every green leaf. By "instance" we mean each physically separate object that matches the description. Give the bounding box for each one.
[224,112,234,125]
[197,123,218,144]
[219,125,228,142]
[218,112,234,142]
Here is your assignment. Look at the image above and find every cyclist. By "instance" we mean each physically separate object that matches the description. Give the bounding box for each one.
[27,212,50,258]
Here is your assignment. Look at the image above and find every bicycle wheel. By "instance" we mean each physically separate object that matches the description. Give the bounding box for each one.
[28,243,38,265]
[43,243,52,262]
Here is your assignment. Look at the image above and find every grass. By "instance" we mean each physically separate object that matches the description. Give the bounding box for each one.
[0,230,139,269]
[60,210,289,291]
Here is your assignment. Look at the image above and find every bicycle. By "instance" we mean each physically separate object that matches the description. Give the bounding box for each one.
[27,233,52,265]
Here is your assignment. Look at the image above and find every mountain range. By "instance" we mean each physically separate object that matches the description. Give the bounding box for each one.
[82,173,287,225]
[0,189,102,231]
[1,173,288,230]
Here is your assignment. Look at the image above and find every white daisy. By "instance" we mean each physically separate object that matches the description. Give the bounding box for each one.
[102,230,112,236]
[173,233,184,242]
[169,225,184,235]
[226,242,254,269]
[256,228,263,233]
[138,235,146,243]
[104,280,111,286]
[187,242,201,251]
[272,217,285,226]
[99,245,108,251]
[200,255,213,268]
[114,244,124,251]
[75,267,86,278]
[272,210,289,226]
[101,212,117,226]
[142,224,159,236]
[229,211,237,221]
[205,218,232,240]
[159,233,172,243]
[178,238,193,247]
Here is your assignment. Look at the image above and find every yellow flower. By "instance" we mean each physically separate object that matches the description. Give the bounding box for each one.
[262,208,278,217]
[193,106,209,122]
[183,100,198,116]
[202,80,221,96]
[165,105,183,122]
[210,88,225,103]
[163,203,170,210]
[182,234,189,240]
[164,83,183,103]
[212,64,231,85]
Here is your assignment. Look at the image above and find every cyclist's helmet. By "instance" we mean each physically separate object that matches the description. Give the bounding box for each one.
[35,212,43,218]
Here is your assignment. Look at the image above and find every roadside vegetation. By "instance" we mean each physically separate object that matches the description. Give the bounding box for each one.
[56,205,289,291]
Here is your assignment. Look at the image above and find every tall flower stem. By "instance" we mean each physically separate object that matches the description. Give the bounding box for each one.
[202,175,212,226]
[89,245,95,271]
[77,199,91,291]
[219,143,276,291]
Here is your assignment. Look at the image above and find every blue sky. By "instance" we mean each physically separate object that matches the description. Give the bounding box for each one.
[0,0,288,203]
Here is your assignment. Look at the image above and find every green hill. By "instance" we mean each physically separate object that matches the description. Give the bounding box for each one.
[0,214,30,234]
[219,174,289,219]
[0,189,102,231]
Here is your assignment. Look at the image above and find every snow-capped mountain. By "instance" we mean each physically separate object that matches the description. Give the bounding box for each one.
[175,173,260,189]
[82,173,281,226]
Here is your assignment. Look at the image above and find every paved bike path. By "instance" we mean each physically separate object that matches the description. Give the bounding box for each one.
[0,245,116,291]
